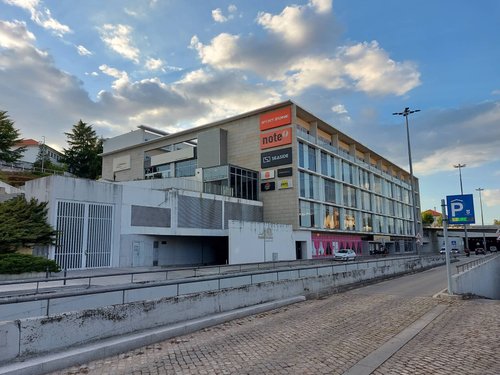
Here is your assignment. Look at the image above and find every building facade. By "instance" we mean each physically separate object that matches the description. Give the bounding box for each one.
[101,100,421,260]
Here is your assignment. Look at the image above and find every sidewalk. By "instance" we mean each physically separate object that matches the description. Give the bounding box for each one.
[36,292,499,374]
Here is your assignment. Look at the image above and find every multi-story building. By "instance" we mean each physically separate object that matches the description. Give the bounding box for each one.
[101,100,421,260]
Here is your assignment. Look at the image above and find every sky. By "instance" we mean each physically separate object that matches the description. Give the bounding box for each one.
[0,0,499,225]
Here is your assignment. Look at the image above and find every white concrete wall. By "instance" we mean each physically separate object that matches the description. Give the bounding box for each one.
[24,176,123,267]
[228,221,295,264]
[452,255,500,299]
[0,256,447,362]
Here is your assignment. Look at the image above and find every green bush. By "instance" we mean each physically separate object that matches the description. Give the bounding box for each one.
[0,253,61,274]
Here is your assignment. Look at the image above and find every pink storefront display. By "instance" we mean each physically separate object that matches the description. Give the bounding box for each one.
[312,233,363,258]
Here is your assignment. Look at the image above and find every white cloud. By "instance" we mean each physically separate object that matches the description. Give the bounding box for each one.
[212,5,238,23]
[192,3,419,97]
[212,8,227,23]
[0,19,281,148]
[332,104,348,115]
[310,0,332,14]
[144,57,164,71]
[3,0,71,37]
[76,45,92,56]
[0,19,35,50]
[257,6,312,46]
[98,24,140,63]
[342,41,421,96]
[483,189,500,207]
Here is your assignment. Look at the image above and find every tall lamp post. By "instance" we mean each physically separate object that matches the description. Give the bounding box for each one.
[476,188,487,251]
[393,107,420,253]
[454,163,469,251]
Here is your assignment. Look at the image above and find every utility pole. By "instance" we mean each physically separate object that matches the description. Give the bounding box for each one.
[476,188,487,251]
[393,107,420,254]
[454,163,469,251]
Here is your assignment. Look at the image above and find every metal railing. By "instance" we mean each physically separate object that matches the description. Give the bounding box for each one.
[0,258,357,296]
[456,253,498,273]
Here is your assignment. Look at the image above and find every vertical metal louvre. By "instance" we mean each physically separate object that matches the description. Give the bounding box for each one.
[55,201,113,270]
[86,204,113,268]
[55,201,85,270]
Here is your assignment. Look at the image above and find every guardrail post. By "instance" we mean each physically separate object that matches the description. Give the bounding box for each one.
[63,267,67,286]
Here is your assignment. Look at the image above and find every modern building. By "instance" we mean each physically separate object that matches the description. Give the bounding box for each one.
[101,100,421,261]
[22,100,421,270]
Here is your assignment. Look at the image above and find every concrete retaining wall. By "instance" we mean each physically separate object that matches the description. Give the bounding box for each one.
[1,256,445,363]
[452,255,500,299]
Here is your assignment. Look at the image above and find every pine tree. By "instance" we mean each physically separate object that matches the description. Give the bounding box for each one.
[0,110,26,163]
[0,196,57,253]
[62,120,103,179]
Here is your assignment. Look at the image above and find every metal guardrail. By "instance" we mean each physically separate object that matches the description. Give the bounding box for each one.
[455,253,499,273]
[0,256,428,307]
[0,258,366,295]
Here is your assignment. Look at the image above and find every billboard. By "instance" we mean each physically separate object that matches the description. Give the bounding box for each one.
[261,147,293,168]
[259,107,292,131]
[260,127,292,150]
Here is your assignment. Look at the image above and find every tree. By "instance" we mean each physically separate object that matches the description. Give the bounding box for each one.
[494,219,500,225]
[0,110,26,163]
[33,143,53,171]
[62,120,103,179]
[422,212,434,226]
[0,196,57,253]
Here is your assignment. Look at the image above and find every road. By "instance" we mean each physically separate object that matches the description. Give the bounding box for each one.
[45,257,499,375]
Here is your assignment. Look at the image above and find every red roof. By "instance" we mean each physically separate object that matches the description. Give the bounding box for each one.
[422,209,442,216]
[15,139,39,147]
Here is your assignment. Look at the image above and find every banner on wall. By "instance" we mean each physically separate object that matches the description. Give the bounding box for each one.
[259,107,292,131]
[260,127,292,150]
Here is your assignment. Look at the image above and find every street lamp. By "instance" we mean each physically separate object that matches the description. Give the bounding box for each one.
[476,188,487,251]
[393,107,420,253]
[453,163,469,251]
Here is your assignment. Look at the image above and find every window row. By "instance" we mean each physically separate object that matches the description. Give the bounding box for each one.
[299,171,414,220]
[298,142,412,204]
[299,200,414,235]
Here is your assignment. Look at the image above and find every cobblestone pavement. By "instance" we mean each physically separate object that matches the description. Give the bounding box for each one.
[47,291,500,375]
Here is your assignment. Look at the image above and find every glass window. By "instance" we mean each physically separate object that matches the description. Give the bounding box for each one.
[299,200,311,227]
[299,171,306,198]
[344,209,356,231]
[324,205,340,229]
[343,185,357,208]
[175,159,197,177]
[362,191,371,210]
[308,146,316,172]
[321,152,328,175]
[329,155,336,178]
[298,142,305,168]
[374,175,382,194]
[387,217,395,233]
[362,213,372,232]
[324,179,336,203]
[342,161,351,183]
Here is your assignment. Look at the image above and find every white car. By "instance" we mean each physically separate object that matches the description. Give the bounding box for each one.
[334,249,357,261]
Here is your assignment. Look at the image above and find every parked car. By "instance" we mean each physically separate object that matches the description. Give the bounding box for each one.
[440,247,459,255]
[475,248,486,255]
[334,249,357,261]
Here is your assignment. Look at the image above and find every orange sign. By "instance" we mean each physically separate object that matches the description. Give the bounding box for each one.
[260,127,292,150]
[260,107,292,131]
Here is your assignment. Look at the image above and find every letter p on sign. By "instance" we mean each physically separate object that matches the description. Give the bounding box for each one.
[450,201,463,216]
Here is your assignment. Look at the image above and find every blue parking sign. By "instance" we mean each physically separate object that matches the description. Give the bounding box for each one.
[446,194,475,224]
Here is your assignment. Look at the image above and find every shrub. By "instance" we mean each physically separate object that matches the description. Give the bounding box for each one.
[0,253,60,274]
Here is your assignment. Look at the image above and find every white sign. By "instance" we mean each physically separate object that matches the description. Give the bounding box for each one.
[260,170,275,180]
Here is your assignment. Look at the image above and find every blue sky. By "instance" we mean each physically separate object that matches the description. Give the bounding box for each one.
[0,0,499,225]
